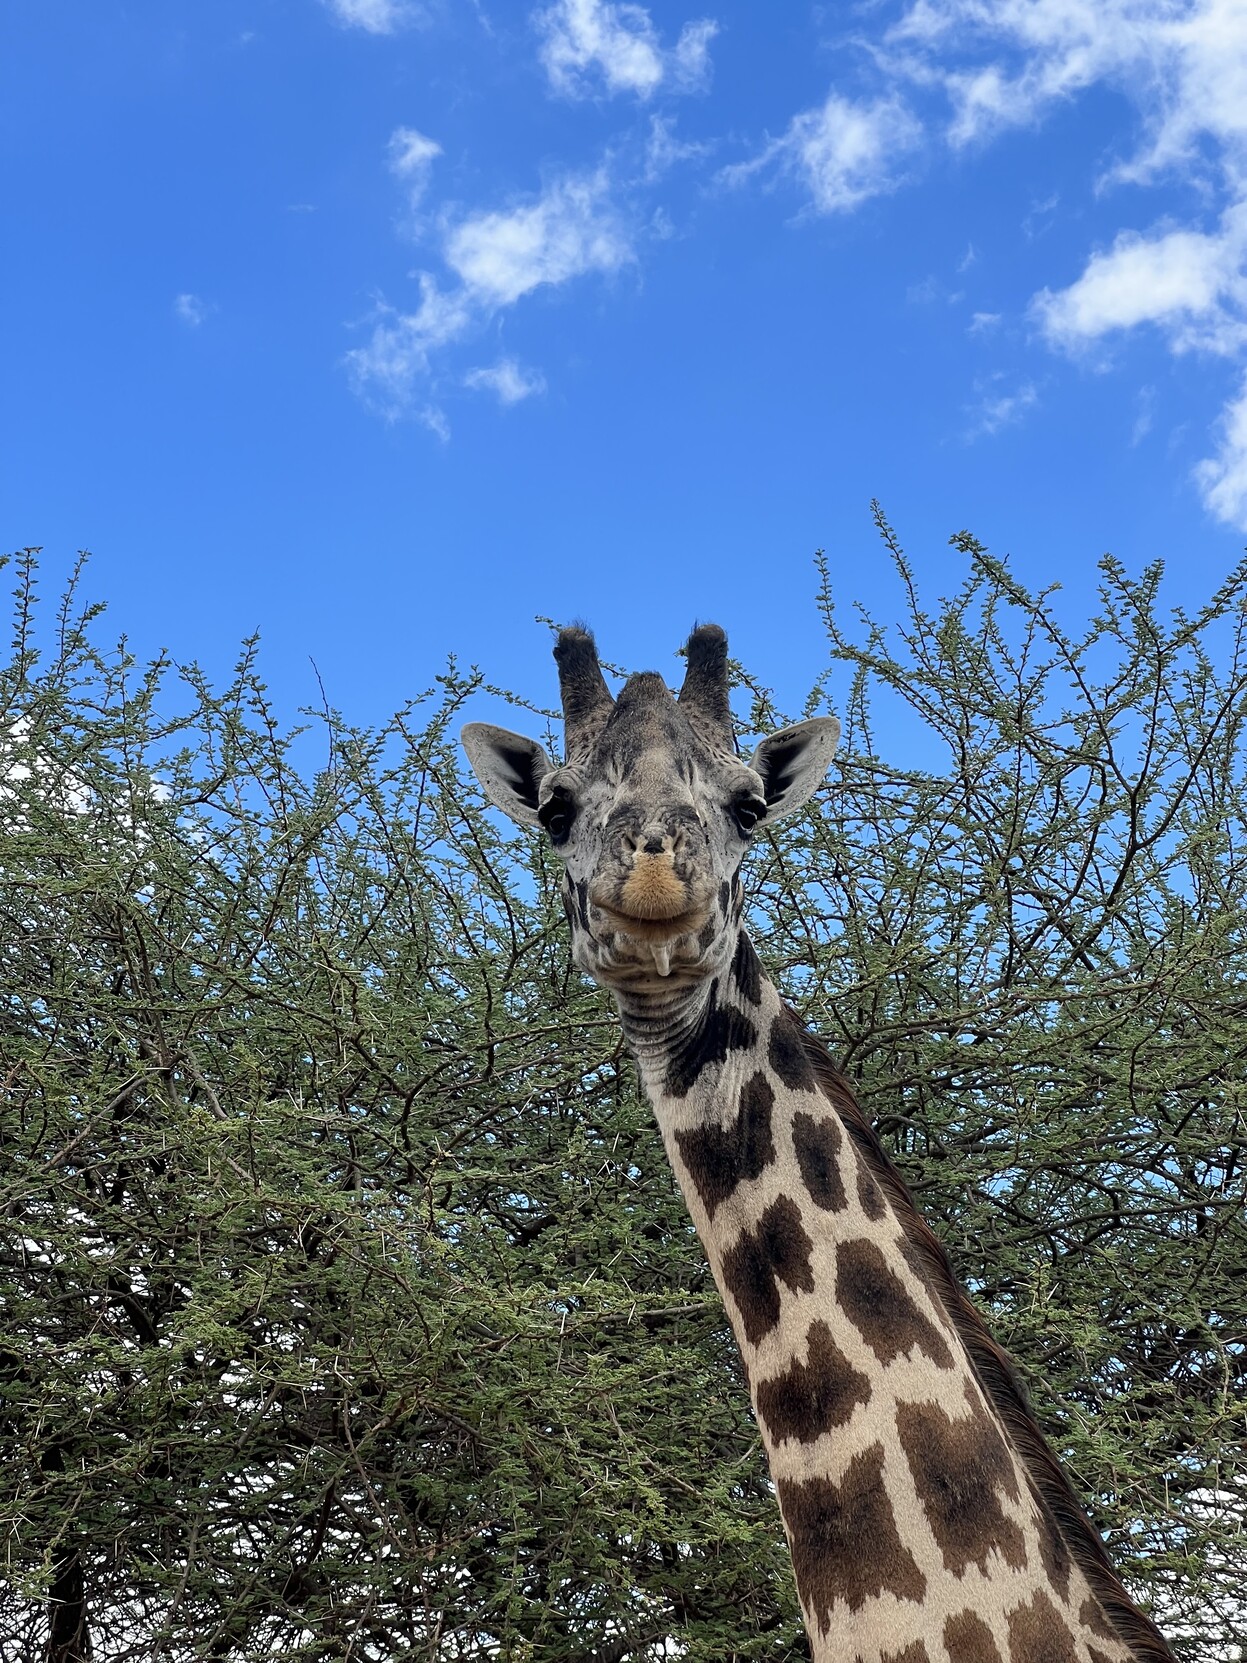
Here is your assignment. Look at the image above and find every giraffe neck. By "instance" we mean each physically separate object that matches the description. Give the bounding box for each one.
[612,930,1172,1663]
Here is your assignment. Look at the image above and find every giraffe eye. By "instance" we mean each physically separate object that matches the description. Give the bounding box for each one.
[732,797,767,835]
[539,792,576,844]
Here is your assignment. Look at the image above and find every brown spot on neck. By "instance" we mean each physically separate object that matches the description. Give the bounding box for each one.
[719,1195,816,1345]
[1006,1589,1080,1662]
[896,1390,1026,1578]
[1080,1598,1121,1641]
[768,1007,817,1089]
[730,931,763,1005]
[674,1071,776,1219]
[945,1611,1005,1663]
[1036,1497,1073,1601]
[836,1237,954,1370]
[778,1445,926,1632]
[792,1109,848,1212]
[755,1319,871,1444]
[857,1160,886,1219]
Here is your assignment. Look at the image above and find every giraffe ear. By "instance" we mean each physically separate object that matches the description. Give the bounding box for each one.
[462,723,554,827]
[748,717,840,820]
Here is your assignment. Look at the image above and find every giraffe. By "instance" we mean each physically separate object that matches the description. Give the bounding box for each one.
[461,624,1177,1663]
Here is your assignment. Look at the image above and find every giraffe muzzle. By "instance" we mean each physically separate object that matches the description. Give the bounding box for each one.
[617,850,688,919]
[589,847,711,942]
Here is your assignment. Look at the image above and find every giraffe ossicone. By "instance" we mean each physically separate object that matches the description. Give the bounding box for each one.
[462,624,1176,1663]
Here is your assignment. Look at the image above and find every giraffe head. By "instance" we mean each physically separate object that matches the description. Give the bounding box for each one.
[462,625,839,991]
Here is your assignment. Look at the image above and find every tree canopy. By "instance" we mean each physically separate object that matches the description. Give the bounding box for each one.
[2,525,1244,1661]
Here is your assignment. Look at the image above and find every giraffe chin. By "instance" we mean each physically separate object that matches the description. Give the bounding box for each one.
[585,900,720,986]
[590,939,716,989]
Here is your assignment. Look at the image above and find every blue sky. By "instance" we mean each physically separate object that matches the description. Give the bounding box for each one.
[4,0,1247,727]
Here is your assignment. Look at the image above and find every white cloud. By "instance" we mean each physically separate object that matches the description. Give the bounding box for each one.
[884,0,1228,163]
[444,170,632,305]
[968,310,1001,332]
[1138,0,1247,177]
[536,0,660,97]
[728,93,922,215]
[347,169,633,417]
[1195,375,1247,524]
[465,358,548,404]
[1031,202,1247,510]
[2,716,93,819]
[1034,213,1247,354]
[324,0,421,33]
[534,0,717,100]
[870,0,1247,224]
[174,293,211,327]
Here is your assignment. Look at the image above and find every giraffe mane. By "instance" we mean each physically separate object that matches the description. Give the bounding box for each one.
[786,1008,1177,1663]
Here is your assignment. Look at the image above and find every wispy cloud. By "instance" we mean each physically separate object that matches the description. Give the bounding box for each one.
[727,0,1247,526]
[868,0,1247,522]
[174,293,212,327]
[465,358,548,404]
[1195,374,1247,526]
[1132,383,1157,444]
[1032,203,1247,520]
[388,127,442,205]
[347,166,633,420]
[323,0,422,33]
[533,0,717,100]
[345,0,1247,516]
[387,125,442,233]
[749,3,1247,217]
[644,113,713,181]
[726,93,922,214]
[965,376,1039,439]
[346,277,469,415]
[1022,192,1060,240]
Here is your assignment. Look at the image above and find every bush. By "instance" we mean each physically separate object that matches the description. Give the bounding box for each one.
[2,526,1243,1660]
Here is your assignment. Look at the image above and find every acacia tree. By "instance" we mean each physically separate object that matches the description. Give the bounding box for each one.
[0,528,1243,1662]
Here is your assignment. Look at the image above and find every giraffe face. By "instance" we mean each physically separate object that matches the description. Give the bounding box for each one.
[538,672,767,988]
[462,628,840,992]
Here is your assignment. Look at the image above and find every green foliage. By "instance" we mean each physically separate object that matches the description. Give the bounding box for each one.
[1,527,1244,1661]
